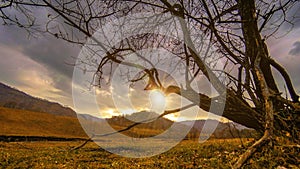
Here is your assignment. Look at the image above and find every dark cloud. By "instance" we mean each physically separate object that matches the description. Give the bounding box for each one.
[24,37,79,100]
[0,23,81,105]
[24,37,79,76]
[289,41,300,56]
[0,7,84,102]
[0,26,80,78]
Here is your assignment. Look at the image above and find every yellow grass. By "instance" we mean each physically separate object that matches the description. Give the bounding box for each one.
[0,107,87,138]
[0,139,250,169]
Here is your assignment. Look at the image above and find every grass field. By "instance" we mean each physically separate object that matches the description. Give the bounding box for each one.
[1,107,299,168]
[1,139,299,168]
[0,139,252,169]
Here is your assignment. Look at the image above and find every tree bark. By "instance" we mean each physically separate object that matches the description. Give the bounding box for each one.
[233,1,276,168]
[238,0,279,94]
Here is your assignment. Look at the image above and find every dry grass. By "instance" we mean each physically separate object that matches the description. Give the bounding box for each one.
[1,107,298,168]
[0,107,87,138]
[0,137,298,168]
[0,139,254,169]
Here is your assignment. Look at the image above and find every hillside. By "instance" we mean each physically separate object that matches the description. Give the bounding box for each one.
[0,106,256,140]
[0,107,199,140]
[0,82,76,117]
[0,107,87,138]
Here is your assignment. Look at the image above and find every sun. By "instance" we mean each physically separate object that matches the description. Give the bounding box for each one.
[103,108,120,117]
[149,89,166,114]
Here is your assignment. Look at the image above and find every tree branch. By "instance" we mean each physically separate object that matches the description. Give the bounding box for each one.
[269,58,299,102]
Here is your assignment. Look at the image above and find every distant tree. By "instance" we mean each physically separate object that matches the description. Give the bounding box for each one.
[1,0,299,168]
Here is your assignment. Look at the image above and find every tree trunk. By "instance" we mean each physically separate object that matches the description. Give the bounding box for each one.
[237,0,279,94]
[165,86,263,130]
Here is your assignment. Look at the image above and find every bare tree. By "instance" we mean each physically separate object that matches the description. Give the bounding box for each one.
[1,0,300,168]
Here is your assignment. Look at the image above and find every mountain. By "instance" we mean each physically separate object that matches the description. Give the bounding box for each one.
[180,119,255,138]
[77,114,105,122]
[0,82,76,117]
[181,119,249,132]
[106,111,200,139]
[181,119,227,132]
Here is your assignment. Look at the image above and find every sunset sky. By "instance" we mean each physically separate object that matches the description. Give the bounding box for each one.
[0,10,300,121]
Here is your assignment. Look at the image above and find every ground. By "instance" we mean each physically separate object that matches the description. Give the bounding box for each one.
[1,139,299,169]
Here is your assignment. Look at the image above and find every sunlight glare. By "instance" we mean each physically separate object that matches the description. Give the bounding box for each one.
[149,89,166,114]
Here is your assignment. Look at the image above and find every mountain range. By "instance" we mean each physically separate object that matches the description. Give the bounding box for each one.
[0,82,254,139]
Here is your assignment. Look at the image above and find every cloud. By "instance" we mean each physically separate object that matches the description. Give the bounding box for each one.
[0,25,80,79]
[0,22,81,106]
[0,44,72,105]
[289,41,300,56]
[21,36,80,99]
[267,28,300,99]
[22,36,80,78]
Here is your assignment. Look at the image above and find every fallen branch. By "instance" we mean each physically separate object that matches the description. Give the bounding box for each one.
[70,137,93,151]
